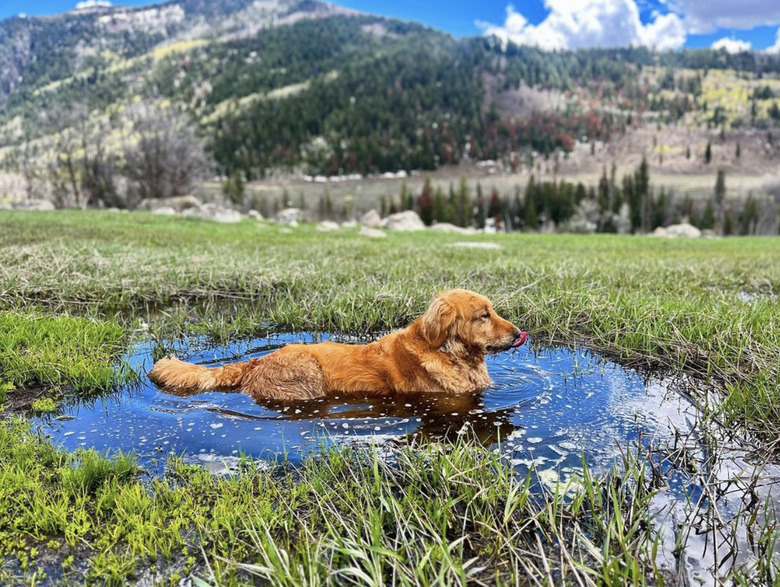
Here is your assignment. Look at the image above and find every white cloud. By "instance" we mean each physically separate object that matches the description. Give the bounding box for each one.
[476,0,686,51]
[711,37,752,54]
[667,1,780,34]
[768,28,780,54]
[75,0,112,9]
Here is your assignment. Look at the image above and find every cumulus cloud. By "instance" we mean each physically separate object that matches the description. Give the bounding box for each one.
[767,29,780,54]
[667,0,780,34]
[476,0,686,51]
[75,0,112,9]
[711,37,752,53]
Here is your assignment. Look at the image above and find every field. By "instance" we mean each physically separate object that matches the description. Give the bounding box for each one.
[1,209,779,584]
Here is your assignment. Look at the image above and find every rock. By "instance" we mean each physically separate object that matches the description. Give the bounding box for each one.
[430,223,476,234]
[275,207,302,225]
[182,203,242,223]
[317,221,340,231]
[652,227,669,237]
[152,206,177,215]
[247,210,264,220]
[341,220,358,228]
[665,223,702,238]
[359,226,386,238]
[359,209,382,228]
[138,195,201,212]
[449,242,502,250]
[381,210,425,231]
[25,200,56,211]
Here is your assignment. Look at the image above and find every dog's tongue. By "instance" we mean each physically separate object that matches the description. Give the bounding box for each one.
[511,331,528,348]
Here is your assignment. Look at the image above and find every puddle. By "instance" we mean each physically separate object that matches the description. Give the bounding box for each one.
[34,332,780,584]
[37,332,679,475]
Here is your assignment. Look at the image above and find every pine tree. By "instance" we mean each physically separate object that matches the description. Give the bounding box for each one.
[418,177,434,226]
[433,186,447,224]
[524,190,538,231]
[455,176,471,227]
[714,169,726,235]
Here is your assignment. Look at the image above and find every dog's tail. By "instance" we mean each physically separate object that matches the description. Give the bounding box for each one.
[148,356,245,392]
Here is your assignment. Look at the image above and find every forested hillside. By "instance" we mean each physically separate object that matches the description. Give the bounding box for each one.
[1,0,780,200]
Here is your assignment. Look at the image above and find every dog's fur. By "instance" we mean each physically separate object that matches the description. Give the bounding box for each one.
[148,289,526,400]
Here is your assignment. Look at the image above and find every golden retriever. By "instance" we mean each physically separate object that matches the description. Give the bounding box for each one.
[148,289,527,400]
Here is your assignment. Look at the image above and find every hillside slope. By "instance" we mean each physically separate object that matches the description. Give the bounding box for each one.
[1,0,780,185]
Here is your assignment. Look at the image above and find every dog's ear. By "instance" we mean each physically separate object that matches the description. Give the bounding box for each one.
[421,297,456,348]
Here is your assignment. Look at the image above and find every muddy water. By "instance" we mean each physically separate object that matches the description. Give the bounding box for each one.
[38,332,681,476]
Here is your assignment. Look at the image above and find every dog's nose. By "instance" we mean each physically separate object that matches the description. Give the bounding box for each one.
[511,329,528,348]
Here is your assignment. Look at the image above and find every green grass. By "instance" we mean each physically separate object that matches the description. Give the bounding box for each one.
[0,209,779,584]
[1,209,778,441]
[0,417,682,586]
[0,311,134,394]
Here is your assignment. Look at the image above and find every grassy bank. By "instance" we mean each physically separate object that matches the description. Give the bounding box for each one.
[0,417,676,585]
[0,312,133,395]
[1,210,779,443]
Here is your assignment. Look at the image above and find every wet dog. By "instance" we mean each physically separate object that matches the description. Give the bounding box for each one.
[148,289,527,400]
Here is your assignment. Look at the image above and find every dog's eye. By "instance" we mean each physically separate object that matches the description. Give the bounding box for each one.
[481,312,490,319]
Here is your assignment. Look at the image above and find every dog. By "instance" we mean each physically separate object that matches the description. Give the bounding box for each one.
[148,289,527,400]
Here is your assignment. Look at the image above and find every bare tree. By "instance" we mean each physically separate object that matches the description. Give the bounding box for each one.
[123,102,211,201]
[46,104,119,208]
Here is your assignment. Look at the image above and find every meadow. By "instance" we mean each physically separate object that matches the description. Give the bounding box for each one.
[0,209,779,584]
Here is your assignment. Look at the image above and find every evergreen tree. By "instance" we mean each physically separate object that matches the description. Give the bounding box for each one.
[700,200,715,229]
[433,186,448,224]
[475,183,486,229]
[418,177,434,226]
[714,169,726,235]
[455,176,471,227]
[488,187,503,229]
[524,189,538,230]
[740,194,759,235]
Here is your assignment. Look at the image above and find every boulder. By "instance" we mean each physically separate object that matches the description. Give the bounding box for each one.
[430,223,475,235]
[450,242,502,250]
[359,209,382,228]
[665,223,701,238]
[381,210,425,231]
[138,195,201,212]
[359,226,387,238]
[25,200,56,211]
[275,208,302,226]
[247,210,264,220]
[182,203,242,223]
[652,227,669,237]
[152,206,177,215]
[317,221,340,231]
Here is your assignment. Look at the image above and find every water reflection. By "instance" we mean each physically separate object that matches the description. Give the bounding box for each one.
[36,332,681,476]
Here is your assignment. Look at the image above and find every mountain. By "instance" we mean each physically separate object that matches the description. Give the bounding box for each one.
[1,0,780,187]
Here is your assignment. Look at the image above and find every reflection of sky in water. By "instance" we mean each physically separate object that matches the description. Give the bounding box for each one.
[37,333,688,477]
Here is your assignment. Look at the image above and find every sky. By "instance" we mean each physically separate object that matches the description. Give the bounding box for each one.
[1,0,779,53]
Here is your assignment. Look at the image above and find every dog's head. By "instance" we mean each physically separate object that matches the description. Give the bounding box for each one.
[420,290,526,354]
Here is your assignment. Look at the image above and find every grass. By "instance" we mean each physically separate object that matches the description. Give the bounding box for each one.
[0,311,134,395]
[0,417,680,585]
[0,209,778,583]
[1,209,778,441]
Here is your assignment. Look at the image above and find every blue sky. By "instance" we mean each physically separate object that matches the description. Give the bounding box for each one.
[1,0,779,52]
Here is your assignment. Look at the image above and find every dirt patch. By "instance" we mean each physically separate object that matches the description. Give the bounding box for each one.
[1,385,62,416]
